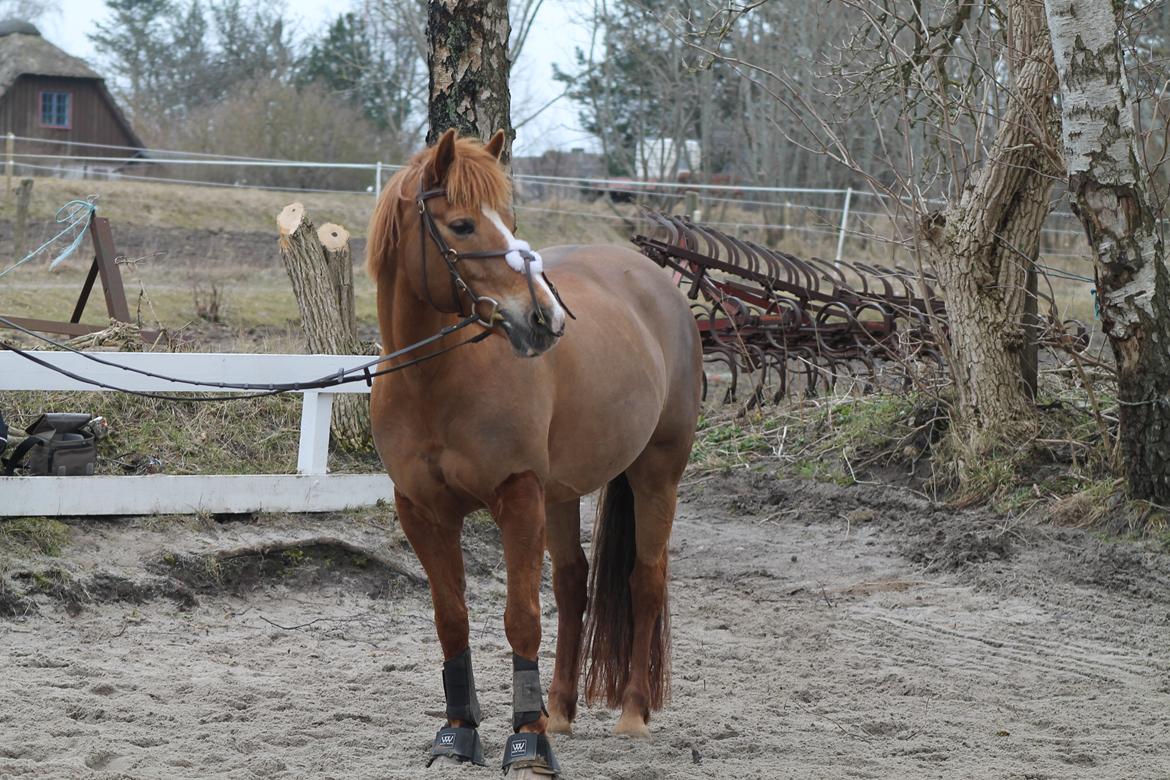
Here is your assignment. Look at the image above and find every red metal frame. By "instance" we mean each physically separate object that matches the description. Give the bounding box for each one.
[0,216,142,339]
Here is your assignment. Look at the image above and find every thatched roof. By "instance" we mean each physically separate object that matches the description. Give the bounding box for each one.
[0,21,144,151]
[0,22,100,96]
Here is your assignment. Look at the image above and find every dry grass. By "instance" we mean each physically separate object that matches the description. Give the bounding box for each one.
[12,176,377,235]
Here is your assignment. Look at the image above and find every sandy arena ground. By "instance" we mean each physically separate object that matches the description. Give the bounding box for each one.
[3,473,1170,779]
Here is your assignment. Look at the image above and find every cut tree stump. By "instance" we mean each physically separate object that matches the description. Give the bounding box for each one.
[277,202,370,452]
[318,222,357,340]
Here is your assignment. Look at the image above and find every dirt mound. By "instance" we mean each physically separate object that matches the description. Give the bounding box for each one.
[687,469,1170,600]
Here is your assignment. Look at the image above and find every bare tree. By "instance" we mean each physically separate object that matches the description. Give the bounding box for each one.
[916,0,1061,437]
[681,0,1062,456]
[1046,0,1170,503]
[0,0,59,22]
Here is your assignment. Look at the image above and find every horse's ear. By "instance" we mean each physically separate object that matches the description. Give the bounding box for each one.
[485,130,506,160]
[429,128,458,186]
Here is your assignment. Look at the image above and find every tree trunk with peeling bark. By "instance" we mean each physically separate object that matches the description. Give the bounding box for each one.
[427,0,513,160]
[920,0,1059,448]
[277,203,370,452]
[1045,0,1170,503]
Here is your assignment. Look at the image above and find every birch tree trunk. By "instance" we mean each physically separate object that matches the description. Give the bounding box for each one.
[919,0,1059,448]
[426,0,513,159]
[1045,0,1170,503]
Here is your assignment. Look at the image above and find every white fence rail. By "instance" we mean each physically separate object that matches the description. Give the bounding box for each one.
[0,351,394,516]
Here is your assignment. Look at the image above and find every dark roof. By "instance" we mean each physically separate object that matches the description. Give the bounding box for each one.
[0,19,40,37]
[0,20,143,150]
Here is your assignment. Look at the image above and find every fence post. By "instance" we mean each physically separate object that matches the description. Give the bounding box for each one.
[835,187,853,266]
[684,189,700,221]
[297,390,334,475]
[5,132,13,195]
[14,178,32,257]
[375,161,383,197]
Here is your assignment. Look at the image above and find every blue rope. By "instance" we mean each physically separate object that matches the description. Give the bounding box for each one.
[0,198,97,280]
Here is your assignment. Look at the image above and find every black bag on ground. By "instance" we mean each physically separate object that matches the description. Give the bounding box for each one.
[1,413,97,476]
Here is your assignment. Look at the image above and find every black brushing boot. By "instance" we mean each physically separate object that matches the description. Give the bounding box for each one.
[426,648,486,767]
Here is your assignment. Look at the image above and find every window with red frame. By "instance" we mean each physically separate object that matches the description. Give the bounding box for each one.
[40,91,70,128]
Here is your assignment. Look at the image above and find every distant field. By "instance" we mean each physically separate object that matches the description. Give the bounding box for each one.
[0,175,1098,344]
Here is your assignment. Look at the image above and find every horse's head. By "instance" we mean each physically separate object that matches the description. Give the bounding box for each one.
[368,129,566,358]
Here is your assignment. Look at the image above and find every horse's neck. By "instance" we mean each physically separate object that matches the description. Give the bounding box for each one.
[377,247,453,354]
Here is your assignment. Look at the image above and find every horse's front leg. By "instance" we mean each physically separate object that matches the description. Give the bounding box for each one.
[395,491,485,767]
[493,471,562,777]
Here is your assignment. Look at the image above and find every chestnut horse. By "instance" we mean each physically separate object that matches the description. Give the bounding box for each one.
[366,129,701,775]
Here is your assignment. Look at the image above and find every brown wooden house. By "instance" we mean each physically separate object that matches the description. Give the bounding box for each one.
[0,19,143,173]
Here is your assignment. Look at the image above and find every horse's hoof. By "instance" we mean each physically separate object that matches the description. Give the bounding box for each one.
[501,732,561,777]
[613,712,651,739]
[505,767,558,778]
[546,711,573,735]
[427,725,486,767]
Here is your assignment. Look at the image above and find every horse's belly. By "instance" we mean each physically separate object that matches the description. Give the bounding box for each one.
[544,408,658,503]
[541,287,679,500]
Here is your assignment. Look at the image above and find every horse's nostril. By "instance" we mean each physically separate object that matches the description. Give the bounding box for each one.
[529,310,543,329]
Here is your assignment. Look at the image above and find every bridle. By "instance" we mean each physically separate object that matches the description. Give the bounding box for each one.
[0,183,581,405]
[415,182,573,332]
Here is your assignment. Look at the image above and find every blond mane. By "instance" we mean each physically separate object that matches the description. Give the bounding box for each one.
[365,136,513,280]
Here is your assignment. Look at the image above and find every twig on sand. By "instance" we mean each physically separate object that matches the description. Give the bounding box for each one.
[680,473,719,489]
[791,698,872,742]
[256,614,367,631]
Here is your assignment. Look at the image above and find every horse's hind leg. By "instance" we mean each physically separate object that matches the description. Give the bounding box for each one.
[546,498,587,734]
[616,440,688,738]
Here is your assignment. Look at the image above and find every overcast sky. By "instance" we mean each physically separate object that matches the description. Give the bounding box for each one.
[40,0,596,157]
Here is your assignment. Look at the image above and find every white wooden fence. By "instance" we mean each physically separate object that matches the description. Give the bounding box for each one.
[0,351,394,516]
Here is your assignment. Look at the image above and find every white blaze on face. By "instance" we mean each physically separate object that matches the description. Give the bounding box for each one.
[482,207,565,330]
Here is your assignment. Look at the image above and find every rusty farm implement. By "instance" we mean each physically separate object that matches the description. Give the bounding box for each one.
[633,213,1090,403]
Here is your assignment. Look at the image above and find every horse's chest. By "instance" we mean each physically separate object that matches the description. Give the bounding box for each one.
[372,386,516,506]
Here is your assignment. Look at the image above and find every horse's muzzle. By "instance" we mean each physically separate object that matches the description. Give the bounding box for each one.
[499,304,563,358]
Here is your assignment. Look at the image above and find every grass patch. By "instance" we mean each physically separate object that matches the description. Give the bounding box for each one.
[18,176,379,236]
[0,517,71,557]
[689,409,778,471]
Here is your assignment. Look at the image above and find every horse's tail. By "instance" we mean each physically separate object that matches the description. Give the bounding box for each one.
[583,472,670,711]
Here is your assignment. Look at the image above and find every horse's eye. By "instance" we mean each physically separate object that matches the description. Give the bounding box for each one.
[449,219,475,237]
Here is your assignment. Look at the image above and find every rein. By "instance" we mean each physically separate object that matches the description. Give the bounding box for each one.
[0,183,574,404]
[0,313,490,402]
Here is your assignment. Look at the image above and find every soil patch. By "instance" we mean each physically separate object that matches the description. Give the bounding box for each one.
[2,474,1170,778]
